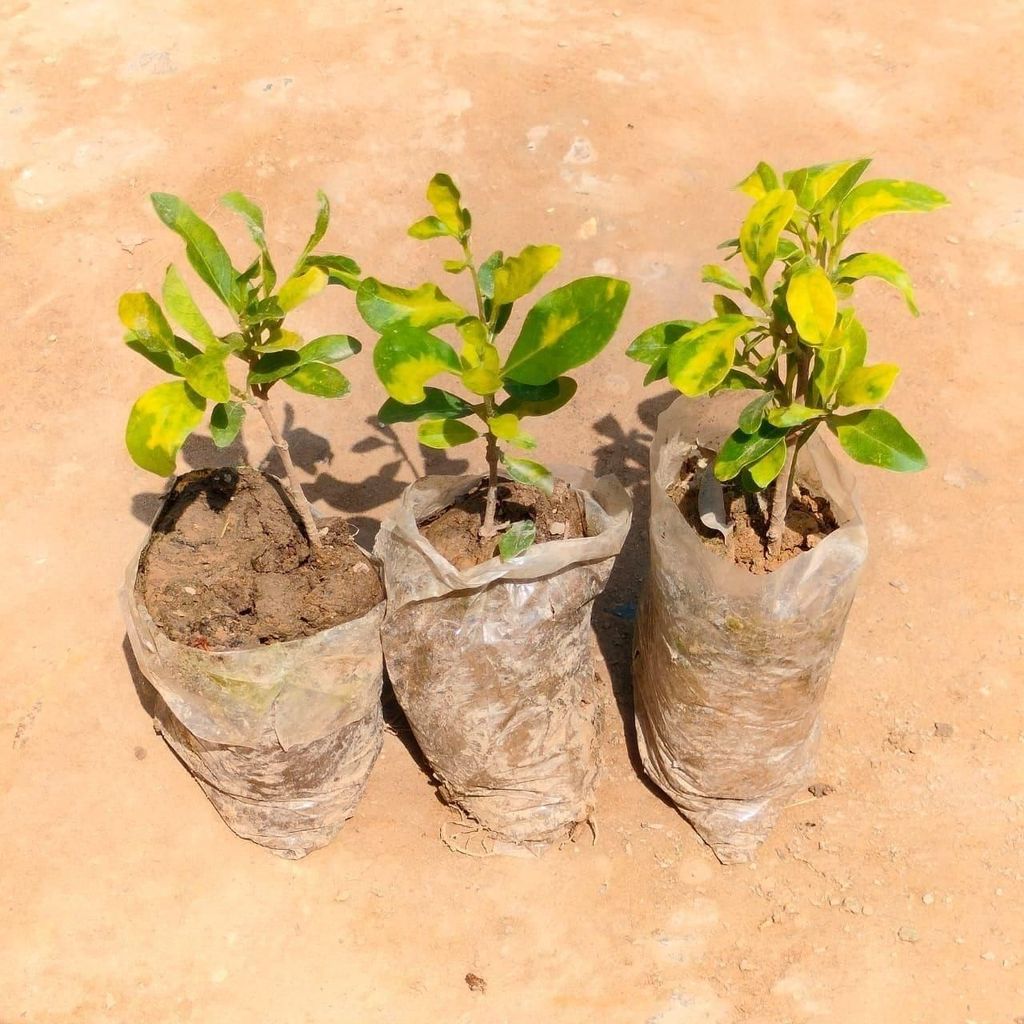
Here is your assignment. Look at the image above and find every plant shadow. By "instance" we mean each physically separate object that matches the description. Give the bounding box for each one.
[590,389,677,796]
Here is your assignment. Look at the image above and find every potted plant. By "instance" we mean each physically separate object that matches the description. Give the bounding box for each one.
[121,188,385,858]
[363,173,633,853]
[627,159,945,862]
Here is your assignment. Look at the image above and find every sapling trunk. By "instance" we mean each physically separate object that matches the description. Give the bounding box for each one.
[480,424,500,539]
[254,392,323,551]
[766,441,795,558]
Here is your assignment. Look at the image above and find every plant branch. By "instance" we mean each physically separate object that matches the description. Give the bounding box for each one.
[254,388,323,551]
[480,394,500,538]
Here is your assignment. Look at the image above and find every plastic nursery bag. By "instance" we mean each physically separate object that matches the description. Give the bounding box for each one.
[122,514,386,859]
[632,394,868,864]
[374,466,632,854]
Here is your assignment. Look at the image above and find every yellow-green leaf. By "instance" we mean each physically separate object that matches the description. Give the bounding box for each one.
[277,266,328,312]
[766,403,823,429]
[735,161,779,200]
[838,178,948,236]
[666,314,756,396]
[748,440,787,487]
[786,263,837,346]
[408,215,451,240]
[836,252,919,315]
[462,365,503,395]
[119,291,174,349]
[182,343,231,403]
[417,418,479,449]
[836,363,900,406]
[125,380,206,476]
[488,413,536,450]
[701,264,745,292]
[499,376,578,418]
[162,266,218,347]
[498,520,536,561]
[373,325,461,404]
[492,245,562,308]
[357,278,467,332]
[828,409,926,472]
[426,173,467,235]
[500,454,554,495]
[739,189,797,278]
[282,362,350,398]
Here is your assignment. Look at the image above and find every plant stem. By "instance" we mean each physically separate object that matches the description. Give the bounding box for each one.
[766,428,813,558]
[254,391,323,551]
[480,394,500,538]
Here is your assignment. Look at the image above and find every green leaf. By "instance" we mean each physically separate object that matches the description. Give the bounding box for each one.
[625,320,696,366]
[499,376,578,417]
[125,380,206,476]
[713,294,743,317]
[748,440,787,487]
[716,369,761,391]
[378,388,474,424]
[240,295,285,327]
[644,359,668,385]
[838,178,948,236]
[301,253,361,290]
[714,423,787,481]
[259,327,304,352]
[182,343,231,402]
[828,409,926,471]
[835,363,900,406]
[277,266,328,312]
[498,520,536,561]
[220,191,276,293]
[815,158,872,219]
[836,252,919,315]
[477,251,503,300]
[162,265,218,349]
[735,161,779,200]
[373,325,461,404]
[298,190,331,264]
[299,334,361,364]
[210,401,245,447]
[357,278,467,331]
[462,365,503,396]
[248,350,301,384]
[425,173,468,235]
[738,392,773,433]
[443,259,468,273]
[283,362,350,398]
[666,314,756,397]
[766,403,823,428]
[501,454,555,496]
[786,263,837,345]
[812,348,846,402]
[119,291,174,351]
[492,245,562,308]
[150,193,242,311]
[417,418,479,449]
[408,215,452,240]
[701,264,745,291]
[503,276,630,385]
[788,159,869,212]
[739,189,797,279]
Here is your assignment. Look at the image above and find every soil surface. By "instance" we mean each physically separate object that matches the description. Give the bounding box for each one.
[420,478,586,569]
[138,467,383,648]
[3,2,1023,1022]
[670,456,839,574]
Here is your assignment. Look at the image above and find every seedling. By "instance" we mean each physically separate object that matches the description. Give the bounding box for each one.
[627,158,945,556]
[358,173,630,559]
[122,190,362,549]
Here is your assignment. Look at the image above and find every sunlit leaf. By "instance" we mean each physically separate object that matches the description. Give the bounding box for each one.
[298,189,331,264]
[786,262,837,345]
[747,440,787,487]
[666,314,756,396]
[283,362,350,397]
[220,191,276,293]
[499,520,536,561]
[183,342,231,402]
[298,334,362,364]
[357,278,467,331]
[417,418,479,449]
[248,350,301,384]
[828,409,926,471]
[739,188,797,278]
[835,363,900,406]
[492,244,561,308]
[500,454,555,495]
[162,265,218,348]
[210,401,245,448]
[714,422,787,481]
[488,412,536,450]
[277,266,328,311]
[426,173,468,235]
[738,392,773,434]
[625,320,696,366]
[125,380,206,476]
[735,161,779,200]
[836,252,919,315]
[409,215,452,240]
[766,403,823,428]
[373,325,461,404]
[701,264,745,291]
[838,178,948,236]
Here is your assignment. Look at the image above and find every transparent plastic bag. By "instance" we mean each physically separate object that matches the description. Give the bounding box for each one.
[374,466,632,853]
[632,394,868,863]
[122,494,386,859]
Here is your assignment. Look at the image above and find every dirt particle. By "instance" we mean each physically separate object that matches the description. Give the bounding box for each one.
[980,950,996,961]
[465,972,487,993]
[133,746,147,761]
[934,722,954,739]
[808,782,835,798]
[897,926,920,943]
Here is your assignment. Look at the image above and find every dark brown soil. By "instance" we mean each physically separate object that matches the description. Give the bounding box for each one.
[419,478,586,570]
[669,455,839,574]
[137,467,383,649]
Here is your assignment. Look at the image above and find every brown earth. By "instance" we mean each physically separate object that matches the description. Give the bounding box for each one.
[671,456,839,574]
[2,2,1023,1022]
[420,478,586,569]
[138,466,383,648]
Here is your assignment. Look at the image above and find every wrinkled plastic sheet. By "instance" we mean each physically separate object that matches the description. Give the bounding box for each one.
[122,495,386,859]
[374,466,632,853]
[632,394,867,863]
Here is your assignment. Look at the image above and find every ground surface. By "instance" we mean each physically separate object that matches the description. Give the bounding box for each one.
[2,2,1022,1021]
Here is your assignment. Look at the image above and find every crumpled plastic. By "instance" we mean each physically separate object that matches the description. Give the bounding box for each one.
[374,466,632,853]
[122,491,386,859]
[632,394,868,863]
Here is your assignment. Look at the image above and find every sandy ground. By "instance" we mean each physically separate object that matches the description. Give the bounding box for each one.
[2,1,1023,1021]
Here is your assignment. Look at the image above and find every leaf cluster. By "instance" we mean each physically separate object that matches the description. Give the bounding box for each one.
[627,158,945,487]
[123,192,361,474]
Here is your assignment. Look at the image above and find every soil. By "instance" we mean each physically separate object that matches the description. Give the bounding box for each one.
[419,478,587,570]
[137,467,383,649]
[669,455,839,574]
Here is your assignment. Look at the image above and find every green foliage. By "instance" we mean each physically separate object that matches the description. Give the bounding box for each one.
[123,190,362,475]
[627,157,944,499]
[360,172,630,555]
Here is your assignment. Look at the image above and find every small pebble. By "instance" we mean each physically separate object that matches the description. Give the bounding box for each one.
[922,892,935,905]
[897,926,919,943]
[351,562,371,574]
[934,722,954,739]
[739,959,756,972]
[945,235,961,245]
[549,521,567,537]
[183,586,197,596]
[981,951,996,961]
